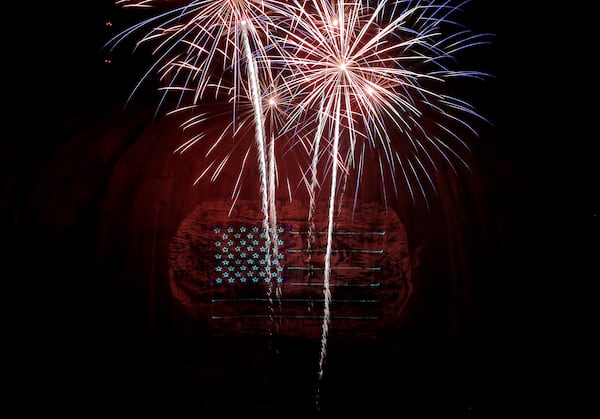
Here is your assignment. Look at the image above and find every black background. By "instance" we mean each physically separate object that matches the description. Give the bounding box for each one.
[3,1,597,416]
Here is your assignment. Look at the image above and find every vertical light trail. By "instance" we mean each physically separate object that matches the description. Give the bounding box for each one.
[316,85,343,411]
[306,104,323,277]
[240,24,281,335]
[268,129,282,318]
[241,25,269,252]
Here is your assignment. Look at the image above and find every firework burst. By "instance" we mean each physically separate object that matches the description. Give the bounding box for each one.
[107,0,493,409]
[274,0,492,209]
[105,1,298,314]
[258,0,492,392]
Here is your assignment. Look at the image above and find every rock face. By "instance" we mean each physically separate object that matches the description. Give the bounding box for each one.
[3,98,482,345]
[39,99,438,343]
[3,96,504,418]
[169,198,413,338]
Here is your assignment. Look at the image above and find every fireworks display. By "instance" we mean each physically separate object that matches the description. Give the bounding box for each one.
[106,0,493,406]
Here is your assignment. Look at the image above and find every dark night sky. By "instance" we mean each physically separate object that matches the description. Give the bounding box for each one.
[3,1,597,416]
[9,2,594,299]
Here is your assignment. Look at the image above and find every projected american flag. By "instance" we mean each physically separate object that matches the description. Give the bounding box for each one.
[209,224,290,286]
